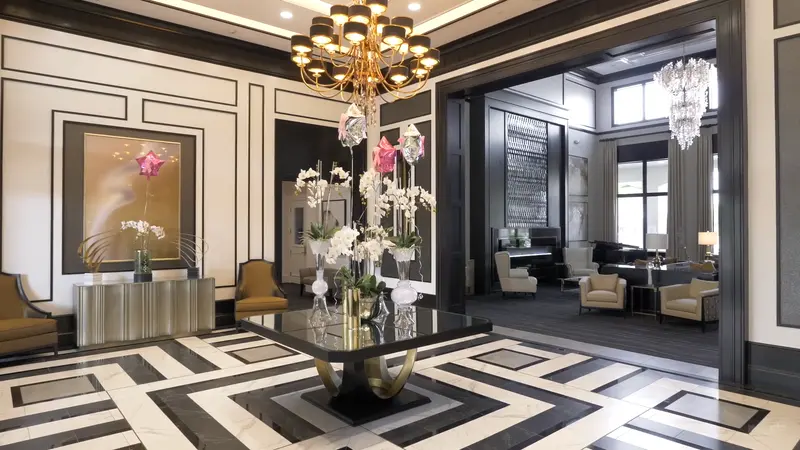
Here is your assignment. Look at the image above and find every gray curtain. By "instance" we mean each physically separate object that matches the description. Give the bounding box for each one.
[696,128,713,259]
[667,138,684,259]
[601,140,618,242]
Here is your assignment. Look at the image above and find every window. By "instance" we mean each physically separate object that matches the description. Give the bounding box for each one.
[712,153,719,254]
[617,159,669,248]
[612,74,719,125]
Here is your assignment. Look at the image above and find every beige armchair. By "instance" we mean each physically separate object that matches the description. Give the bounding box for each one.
[659,279,719,332]
[563,248,599,277]
[579,274,627,315]
[495,252,537,296]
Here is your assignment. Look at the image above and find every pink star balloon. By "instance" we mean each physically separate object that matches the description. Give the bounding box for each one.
[136,151,165,180]
[373,137,397,174]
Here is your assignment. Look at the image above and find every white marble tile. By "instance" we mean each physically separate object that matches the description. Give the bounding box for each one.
[621,377,699,409]
[55,431,135,450]
[219,339,278,354]
[362,384,462,435]
[613,426,695,450]
[280,426,391,450]
[122,430,141,445]
[176,336,245,369]
[137,346,195,378]
[411,339,520,371]
[505,344,562,360]
[0,427,29,446]
[643,409,735,441]
[28,409,120,439]
[519,353,592,378]
[189,391,291,450]
[566,363,640,392]
[524,402,646,450]
[748,408,800,450]
[23,392,111,417]
[0,346,163,376]
[407,367,554,449]
[109,386,196,450]
[203,332,261,343]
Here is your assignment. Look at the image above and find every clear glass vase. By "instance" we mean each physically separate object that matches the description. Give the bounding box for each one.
[391,247,418,305]
[363,257,389,320]
[133,248,152,282]
[308,240,331,300]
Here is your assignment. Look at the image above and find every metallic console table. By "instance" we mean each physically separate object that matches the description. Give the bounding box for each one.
[74,277,215,347]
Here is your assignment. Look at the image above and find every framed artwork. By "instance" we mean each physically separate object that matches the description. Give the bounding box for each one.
[568,201,588,242]
[568,155,589,196]
[62,123,197,274]
[326,198,348,229]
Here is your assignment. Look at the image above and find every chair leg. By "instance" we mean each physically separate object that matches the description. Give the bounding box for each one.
[578,305,582,315]
[53,344,58,356]
[659,314,664,324]
[701,321,706,333]
[300,284,305,296]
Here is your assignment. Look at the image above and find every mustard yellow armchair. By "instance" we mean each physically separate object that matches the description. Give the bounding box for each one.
[235,260,289,321]
[0,272,58,356]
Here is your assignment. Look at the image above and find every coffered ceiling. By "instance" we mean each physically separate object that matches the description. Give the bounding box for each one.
[79,0,558,53]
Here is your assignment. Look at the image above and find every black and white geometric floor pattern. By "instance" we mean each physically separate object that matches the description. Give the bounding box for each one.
[0,330,798,450]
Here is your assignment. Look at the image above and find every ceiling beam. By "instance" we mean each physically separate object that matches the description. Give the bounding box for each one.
[592,48,718,84]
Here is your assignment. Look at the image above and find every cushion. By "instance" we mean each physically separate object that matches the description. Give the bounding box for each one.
[590,274,618,292]
[509,268,529,278]
[572,268,598,277]
[237,296,288,312]
[665,298,698,313]
[586,290,619,303]
[0,318,57,341]
[689,279,719,299]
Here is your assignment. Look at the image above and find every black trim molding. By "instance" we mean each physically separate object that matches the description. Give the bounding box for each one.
[774,0,800,30]
[746,341,800,401]
[0,0,299,80]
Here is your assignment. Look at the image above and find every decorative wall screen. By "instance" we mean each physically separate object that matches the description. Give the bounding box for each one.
[506,113,549,227]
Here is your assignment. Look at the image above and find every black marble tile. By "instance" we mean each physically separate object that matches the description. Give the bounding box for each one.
[210,336,266,347]
[196,328,239,339]
[516,340,570,356]
[231,386,325,442]
[589,436,646,450]
[0,399,116,432]
[0,354,167,384]
[0,419,131,450]
[379,373,507,447]
[627,417,751,450]
[385,334,503,368]
[596,370,665,399]
[655,391,770,433]
[157,340,219,373]
[544,358,615,384]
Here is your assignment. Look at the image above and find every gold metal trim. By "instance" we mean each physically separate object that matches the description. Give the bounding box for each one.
[314,349,417,400]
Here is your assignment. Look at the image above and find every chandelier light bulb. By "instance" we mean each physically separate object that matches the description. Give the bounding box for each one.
[382,24,406,47]
[367,0,388,14]
[332,66,348,81]
[376,15,390,34]
[344,22,368,43]
[408,35,430,56]
[291,35,313,54]
[348,5,371,24]
[389,66,410,84]
[307,59,326,75]
[392,16,414,35]
[412,66,428,77]
[420,48,440,67]
[291,52,311,66]
[399,42,409,54]
[325,41,349,54]
[330,5,349,25]
[310,23,334,45]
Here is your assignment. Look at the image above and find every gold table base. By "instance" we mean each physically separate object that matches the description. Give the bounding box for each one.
[315,349,417,400]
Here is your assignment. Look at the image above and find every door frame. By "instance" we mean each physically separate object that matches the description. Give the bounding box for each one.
[434,0,747,386]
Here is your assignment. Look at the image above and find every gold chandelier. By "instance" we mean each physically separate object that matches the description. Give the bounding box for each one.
[290,0,439,122]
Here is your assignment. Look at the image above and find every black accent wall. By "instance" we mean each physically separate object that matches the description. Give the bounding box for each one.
[469,93,566,294]
[274,120,366,277]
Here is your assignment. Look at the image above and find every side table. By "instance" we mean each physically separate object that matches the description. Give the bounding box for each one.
[630,285,660,319]
[559,276,582,292]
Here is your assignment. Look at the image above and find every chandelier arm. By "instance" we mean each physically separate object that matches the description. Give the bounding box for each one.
[300,68,348,93]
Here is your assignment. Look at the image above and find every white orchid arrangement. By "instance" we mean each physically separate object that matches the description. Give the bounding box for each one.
[355,225,394,266]
[295,163,352,241]
[325,225,360,264]
[121,220,165,240]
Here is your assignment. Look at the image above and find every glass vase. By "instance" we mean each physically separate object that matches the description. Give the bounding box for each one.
[133,249,152,282]
[308,240,331,300]
[391,247,418,305]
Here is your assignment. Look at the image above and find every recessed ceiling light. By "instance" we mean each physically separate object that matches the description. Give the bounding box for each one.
[408,2,421,11]
[280,11,293,19]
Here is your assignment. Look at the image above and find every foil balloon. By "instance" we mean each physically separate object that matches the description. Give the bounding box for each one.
[373,136,397,174]
[399,124,423,165]
[135,150,165,180]
[339,103,367,148]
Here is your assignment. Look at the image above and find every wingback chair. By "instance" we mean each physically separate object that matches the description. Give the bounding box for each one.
[579,273,627,316]
[563,247,599,277]
[659,278,719,332]
[235,260,289,321]
[0,273,58,356]
[494,251,537,296]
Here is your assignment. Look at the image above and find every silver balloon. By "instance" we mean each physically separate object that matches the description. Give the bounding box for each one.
[339,104,366,148]
[401,124,423,165]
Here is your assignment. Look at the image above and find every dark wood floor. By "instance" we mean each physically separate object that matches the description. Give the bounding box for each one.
[464,285,719,368]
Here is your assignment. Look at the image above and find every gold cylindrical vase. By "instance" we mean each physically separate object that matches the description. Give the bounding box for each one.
[343,288,360,318]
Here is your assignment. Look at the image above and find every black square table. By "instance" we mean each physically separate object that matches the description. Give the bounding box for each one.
[241,304,492,425]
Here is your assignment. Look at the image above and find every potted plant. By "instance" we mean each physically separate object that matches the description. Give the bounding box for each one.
[335,267,386,320]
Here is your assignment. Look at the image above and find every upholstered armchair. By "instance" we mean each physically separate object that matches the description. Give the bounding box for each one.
[494,251,537,296]
[563,247,599,277]
[579,274,626,315]
[235,260,289,321]
[0,272,58,356]
[659,279,719,332]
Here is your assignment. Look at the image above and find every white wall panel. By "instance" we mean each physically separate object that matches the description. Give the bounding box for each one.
[274,89,344,124]
[249,84,265,260]
[1,80,127,301]
[3,37,237,106]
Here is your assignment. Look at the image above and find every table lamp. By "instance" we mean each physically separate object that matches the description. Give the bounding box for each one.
[698,231,718,262]
[645,233,669,267]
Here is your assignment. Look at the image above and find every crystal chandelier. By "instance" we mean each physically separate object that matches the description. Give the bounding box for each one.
[290,0,439,123]
[654,58,713,150]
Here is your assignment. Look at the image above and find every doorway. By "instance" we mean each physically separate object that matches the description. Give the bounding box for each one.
[434,0,746,386]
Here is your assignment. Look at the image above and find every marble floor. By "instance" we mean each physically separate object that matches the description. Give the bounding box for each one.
[0,328,798,449]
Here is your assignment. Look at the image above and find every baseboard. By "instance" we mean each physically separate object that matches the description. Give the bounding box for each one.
[746,341,800,400]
